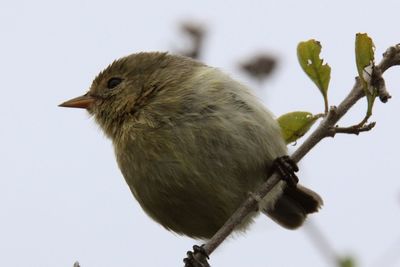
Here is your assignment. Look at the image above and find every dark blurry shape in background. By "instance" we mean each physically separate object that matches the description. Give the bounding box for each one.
[239,54,277,82]
[178,22,206,59]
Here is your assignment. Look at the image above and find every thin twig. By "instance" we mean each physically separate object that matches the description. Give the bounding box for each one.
[303,220,339,266]
[354,113,371,129]
[371,67,391,103]
[328,122,376,136]
[190,44,399,265]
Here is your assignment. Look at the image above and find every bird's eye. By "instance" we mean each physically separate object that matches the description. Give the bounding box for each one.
[107,77,123,89]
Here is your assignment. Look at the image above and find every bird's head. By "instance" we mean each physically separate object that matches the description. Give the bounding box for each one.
[59,52,203,139]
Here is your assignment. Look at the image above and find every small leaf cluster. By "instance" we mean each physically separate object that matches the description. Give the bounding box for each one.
[278,33,376,144]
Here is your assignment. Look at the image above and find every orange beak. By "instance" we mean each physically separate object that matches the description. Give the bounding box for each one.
[59,93,95,109]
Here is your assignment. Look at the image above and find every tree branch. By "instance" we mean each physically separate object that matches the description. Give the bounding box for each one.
[190,44,400,266]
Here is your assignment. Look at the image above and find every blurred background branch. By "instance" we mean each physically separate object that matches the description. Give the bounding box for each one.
[239,54,277,83]
[178,22,206,60]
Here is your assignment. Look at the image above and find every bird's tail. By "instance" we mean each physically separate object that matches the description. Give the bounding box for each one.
[264,184,323,229]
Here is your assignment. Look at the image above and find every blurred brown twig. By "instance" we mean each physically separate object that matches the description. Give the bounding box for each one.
[179,22,206,59]
[239,54,277,82]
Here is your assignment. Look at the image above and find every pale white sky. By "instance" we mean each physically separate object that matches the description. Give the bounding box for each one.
[1,0,400,266]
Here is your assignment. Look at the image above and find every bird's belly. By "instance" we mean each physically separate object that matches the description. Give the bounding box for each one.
[119,156,284,239]
[125,168,256,239]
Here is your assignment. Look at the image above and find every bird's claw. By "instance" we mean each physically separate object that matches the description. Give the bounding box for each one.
[183,245,210,267]
[272,155,299,187]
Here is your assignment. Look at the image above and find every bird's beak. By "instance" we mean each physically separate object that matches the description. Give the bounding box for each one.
[59,93,95,109]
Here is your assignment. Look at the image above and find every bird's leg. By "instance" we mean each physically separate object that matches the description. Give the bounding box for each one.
[272,155,299,187]
[183,245,210,267]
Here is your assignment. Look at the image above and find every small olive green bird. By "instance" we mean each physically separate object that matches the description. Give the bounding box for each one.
[60,52,322,240]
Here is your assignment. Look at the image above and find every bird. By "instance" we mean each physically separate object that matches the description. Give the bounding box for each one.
[59,52,322,241]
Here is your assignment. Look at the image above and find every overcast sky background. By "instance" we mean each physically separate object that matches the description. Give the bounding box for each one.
[1,0,400,266]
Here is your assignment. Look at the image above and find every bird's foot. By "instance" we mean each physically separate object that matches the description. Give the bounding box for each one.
[183,245,210,267]
[272,155,299,187]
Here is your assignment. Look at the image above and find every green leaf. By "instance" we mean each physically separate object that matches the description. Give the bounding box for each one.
[297,40,331,112]
[277,111,319,144]
[355,33,375,86]
[355,33,376,117]
[339,256,356,267]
